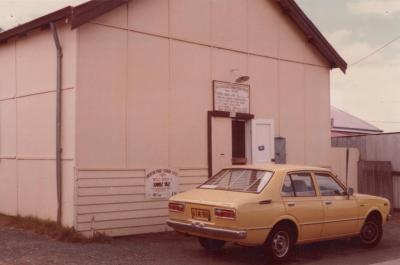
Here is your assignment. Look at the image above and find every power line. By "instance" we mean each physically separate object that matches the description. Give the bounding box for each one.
[349,34,400,67]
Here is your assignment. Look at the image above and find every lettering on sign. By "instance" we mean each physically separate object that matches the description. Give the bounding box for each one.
[213,81,250,114]
[145,169,179,199]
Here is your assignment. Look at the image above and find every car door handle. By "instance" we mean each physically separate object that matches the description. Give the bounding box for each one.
[259,200,272,205]
[324,201,332,205]
[287,202,295,207]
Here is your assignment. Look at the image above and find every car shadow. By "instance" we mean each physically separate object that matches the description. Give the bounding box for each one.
[186,238,372,265]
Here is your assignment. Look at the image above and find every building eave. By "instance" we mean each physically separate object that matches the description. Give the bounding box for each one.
[0,0,347,74]
[275,0,347,73]
[70,0,129,29]
[332,126,384,134]
[0,7,71,44]
[0,0,128,44]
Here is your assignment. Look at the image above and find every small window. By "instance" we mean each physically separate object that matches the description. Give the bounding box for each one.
[316,173,345,196]
[281,175,295,197]
[290,173,316,197]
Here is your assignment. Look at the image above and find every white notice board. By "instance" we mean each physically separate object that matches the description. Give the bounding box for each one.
[213,81,250,114]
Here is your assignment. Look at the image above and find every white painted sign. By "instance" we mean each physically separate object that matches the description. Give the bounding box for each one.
[214,81,250,114]
[145,169,179,199]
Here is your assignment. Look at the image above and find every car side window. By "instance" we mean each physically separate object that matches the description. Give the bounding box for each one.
[281,173,316,197]
[290,173,316,197]
[281,175,295,197]
[315,173,345,196]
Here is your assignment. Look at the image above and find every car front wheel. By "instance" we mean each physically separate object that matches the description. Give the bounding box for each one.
[359,215,383,248]
[198,237,225,252]
[266,224,294,261]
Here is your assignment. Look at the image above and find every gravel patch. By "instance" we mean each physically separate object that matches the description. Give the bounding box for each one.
[1,221,400,265]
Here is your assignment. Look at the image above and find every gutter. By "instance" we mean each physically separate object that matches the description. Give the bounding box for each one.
[332,126,383,134]
[50,22,63,225]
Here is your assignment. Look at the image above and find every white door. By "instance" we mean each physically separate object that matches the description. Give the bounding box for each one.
[251,119,274,164]
[212,117,232,175]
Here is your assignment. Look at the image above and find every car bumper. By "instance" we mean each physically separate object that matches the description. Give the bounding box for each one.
[166,219,247,240]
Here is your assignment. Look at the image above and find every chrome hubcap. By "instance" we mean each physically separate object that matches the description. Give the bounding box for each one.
[362,222,378,243]
[272,231,290,258]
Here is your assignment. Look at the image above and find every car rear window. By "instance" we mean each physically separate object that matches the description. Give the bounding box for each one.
[199,169,274,193]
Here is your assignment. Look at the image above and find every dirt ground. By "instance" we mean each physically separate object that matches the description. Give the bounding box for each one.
[1,218,400,265]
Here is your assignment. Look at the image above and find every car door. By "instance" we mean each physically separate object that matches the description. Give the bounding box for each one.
[314,172,359,239]
[281,172,324,242]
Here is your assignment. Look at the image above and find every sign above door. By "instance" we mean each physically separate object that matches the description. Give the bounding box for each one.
[213,81,250,114]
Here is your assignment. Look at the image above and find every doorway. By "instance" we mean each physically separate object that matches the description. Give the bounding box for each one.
[209,112,275,176]
[232,120,247,165]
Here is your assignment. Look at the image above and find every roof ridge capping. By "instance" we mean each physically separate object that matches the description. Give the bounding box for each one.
[275,0,347,73]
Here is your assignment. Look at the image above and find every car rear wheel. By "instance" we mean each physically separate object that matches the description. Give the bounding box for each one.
[266,224,294,261]
[358,215,383,248]
[198,237,226,252]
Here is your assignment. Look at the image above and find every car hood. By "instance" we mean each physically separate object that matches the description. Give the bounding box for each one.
[170,188,258,207]
[354,193,387,201]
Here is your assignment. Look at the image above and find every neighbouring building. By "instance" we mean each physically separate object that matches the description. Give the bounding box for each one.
[0,0,346,236]
[331,106,383,137]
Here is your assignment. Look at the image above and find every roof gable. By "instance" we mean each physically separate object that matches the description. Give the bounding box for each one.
[0,0,346,72]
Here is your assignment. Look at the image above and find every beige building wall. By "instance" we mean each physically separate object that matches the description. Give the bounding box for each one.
[0,21,76,227]
[75,0,332,236]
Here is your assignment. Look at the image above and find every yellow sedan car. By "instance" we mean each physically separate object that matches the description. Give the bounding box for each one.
[167,164,391,261]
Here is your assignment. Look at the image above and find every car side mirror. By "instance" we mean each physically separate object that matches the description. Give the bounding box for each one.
[347,187,354,197]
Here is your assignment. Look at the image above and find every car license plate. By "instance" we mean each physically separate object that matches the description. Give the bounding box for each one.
[191,208,210,221]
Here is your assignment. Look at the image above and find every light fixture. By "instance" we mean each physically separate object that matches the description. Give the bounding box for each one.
[235,75,250,83]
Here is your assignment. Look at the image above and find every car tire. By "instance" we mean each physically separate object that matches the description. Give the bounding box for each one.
[266,224,294,262]
[198,237,226,252]
[358,215,383,248]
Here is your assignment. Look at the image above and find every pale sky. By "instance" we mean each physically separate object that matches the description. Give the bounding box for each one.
[1,0,399,132]
[0,0,86,31]
[298,0,400,132]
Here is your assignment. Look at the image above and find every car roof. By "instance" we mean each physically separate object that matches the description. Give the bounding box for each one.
[228,164,332,173]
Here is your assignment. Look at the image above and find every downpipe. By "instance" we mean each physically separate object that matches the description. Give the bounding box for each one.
[50,22,63,225]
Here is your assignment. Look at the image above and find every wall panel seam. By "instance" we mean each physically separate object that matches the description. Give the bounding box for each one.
[0,87,75,102]
[77,210,168,218]
[86,22,329,69]
[77,223,167,232]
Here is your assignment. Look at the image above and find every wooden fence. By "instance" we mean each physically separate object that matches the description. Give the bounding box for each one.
[332,133,400,171]
[333,134,400,208]
[358,160,393,208]
[392,171,400,210]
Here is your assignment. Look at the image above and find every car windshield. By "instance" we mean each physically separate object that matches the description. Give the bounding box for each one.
[199,169,274,193]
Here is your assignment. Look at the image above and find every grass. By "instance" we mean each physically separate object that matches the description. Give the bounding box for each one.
[0,214,112,244]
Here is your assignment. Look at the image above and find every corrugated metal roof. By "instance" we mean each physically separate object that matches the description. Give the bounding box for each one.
[331,106,383,134]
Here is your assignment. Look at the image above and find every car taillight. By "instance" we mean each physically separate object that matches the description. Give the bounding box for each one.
[169,202,185,213]
[214,208,236,220]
